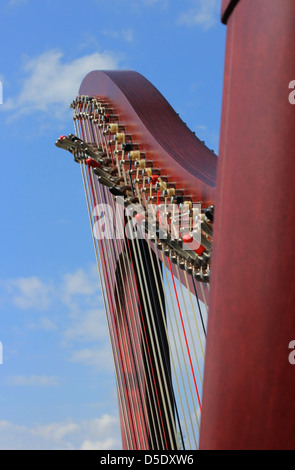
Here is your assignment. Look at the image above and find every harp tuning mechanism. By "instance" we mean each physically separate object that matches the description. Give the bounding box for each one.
[202,251,211,263]
[182,233,193,244]
[193,268,204,282]
[204,205,214,223]
[148,175,159,185]
[134,213,145,225]
[58,93,215,285]
[122,142,133,152]
[162,244,170,257]
[171,195,184,204]
[86,158,101,169]
[177,256,186,270]
[114,176,125,185]
[196,255,206,267]
[185,260,193,275]
[128,150,142,161]
[105,123,119,134]
[134,159,152,169]
[109,185,125,196]
[144,168,161,178]
[170,251,178,264]
[156,238,163,249]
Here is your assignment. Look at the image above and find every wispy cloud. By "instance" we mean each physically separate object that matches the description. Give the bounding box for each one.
[102,29,134,43]
[0,415,121,449]
[64,308,108,342]
[69,345,114,371]
[6,375,59,386]
[60,266,99,306]
[34,421,80,442]
[3,265,113,373]
[5,266,100,310]
[7,276,51,310]
[3,49,119,117]
[28,316,58,331]
[178,0,219,30]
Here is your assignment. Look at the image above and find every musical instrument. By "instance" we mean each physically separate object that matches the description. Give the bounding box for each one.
[55,0,295,450]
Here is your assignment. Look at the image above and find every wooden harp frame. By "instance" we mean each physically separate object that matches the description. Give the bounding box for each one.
[56,0,295,450]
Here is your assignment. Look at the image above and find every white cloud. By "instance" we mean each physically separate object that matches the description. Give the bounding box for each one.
[34,421,80,442]
[102,29,134,43]
[79,415,120,450]
[6,265,100,311]
[64,308,108,342]
[69,345,114,371]
[4,265,114,373]
[80,438,116,450]
[61,266,100,306]
[8,276,51,310]
[6,375,59,386]
[0,415,121,450]
[178,0,219,30]
[29,316,58,331]
[3,49,119,116]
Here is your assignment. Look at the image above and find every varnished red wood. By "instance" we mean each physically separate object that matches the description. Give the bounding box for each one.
[79,71,217,206]
[200,0,295,450]
[79,71,214,306]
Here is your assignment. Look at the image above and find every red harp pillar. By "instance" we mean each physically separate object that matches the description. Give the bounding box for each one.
[200,0,295,449]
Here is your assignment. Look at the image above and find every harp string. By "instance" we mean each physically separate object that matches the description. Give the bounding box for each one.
[79,162,134,449]
[160,250,200,448]
[75,100,210,450]
[83,169,141,449]
[125,222,176,449]
[136,205,198,449]
[78,109,143,449]
[142,236,187,449]
[168,257,202,412]
[83,140,148,449]
[176,265,204,376]
[138,189,199,447]
[184,271,206,348]
[142,237,194,449]
[85,119,169,450]
[88,178,148,449]
[131,156,206,428]
[88,107,204,448]
[85,111,166,450]
[192,276,207,337]
[80,105,174,449]
[135,238,180,450]
[95,181,170,449]
[99,182,162,450]
[122,225,167,450]
[92,112,178,450]
[107,152,176,447]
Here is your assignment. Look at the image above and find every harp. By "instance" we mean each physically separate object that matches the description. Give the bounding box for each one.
[56,0,295,450]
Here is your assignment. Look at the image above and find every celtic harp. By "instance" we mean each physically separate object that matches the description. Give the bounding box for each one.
[55,0,295,450]
[56,69,215,450]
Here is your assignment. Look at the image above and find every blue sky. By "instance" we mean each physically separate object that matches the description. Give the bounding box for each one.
[0,0,226,450]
